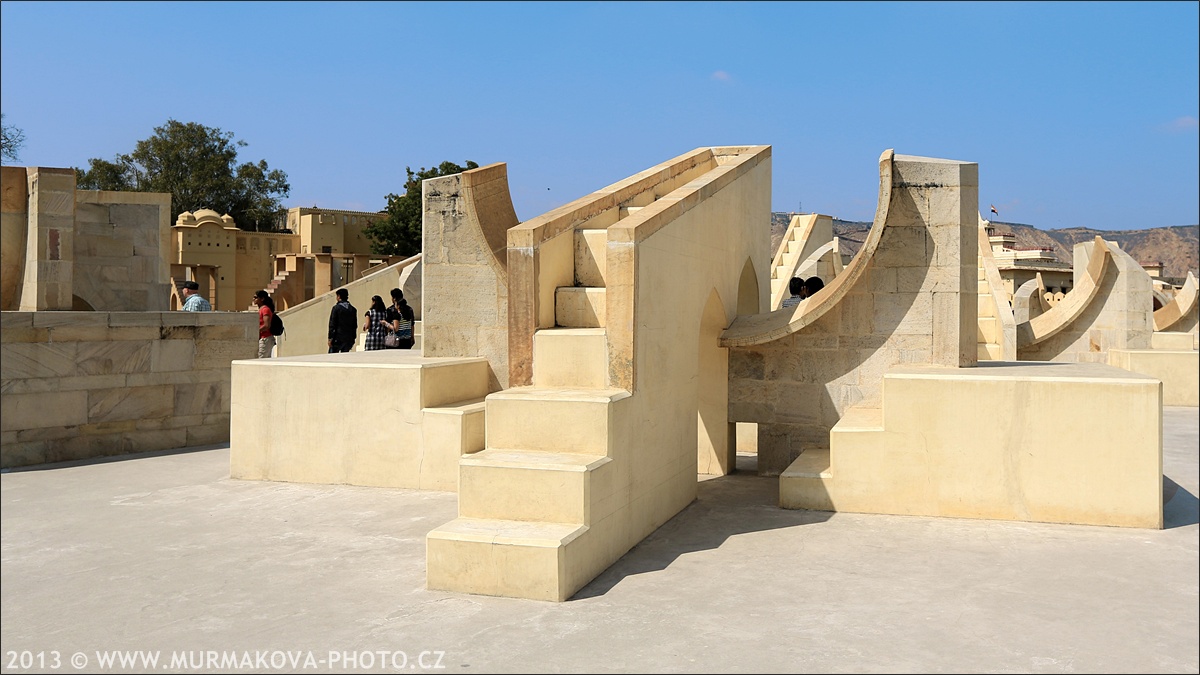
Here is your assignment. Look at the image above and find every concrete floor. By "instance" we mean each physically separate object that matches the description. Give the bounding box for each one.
[2,408,1197,674]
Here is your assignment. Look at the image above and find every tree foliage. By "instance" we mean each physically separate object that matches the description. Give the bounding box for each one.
[75,119,290,232]
[363,160,479,256]
[1,113,26,162]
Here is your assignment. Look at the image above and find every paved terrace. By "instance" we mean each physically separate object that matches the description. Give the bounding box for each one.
[2,409,1197,674]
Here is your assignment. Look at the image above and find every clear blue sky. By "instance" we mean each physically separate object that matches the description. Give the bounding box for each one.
[2,1,1197,230]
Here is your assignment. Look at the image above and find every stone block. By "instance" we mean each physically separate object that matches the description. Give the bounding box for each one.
[88,385,174,423]
[151,340,196,372]
[872,292,934,336]
[193,339,257,369]
[126,368,225,387]
[0,326,49,343]
[893,156,976,189]
[1,390,88,431]
[0,343,77,379]
[873,226,929,269]
[174,381,228,416]
[121,428,189,455]
[186,423,230,447]
[107,312,163,327]
[76,340,153,375]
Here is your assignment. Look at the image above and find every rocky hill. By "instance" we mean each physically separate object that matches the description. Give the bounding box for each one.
[769,213,1199,282]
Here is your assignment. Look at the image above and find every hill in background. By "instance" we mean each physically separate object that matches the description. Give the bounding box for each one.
[769,213,1199,282]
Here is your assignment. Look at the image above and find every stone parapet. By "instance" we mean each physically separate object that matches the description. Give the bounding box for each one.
[1,310,257,468]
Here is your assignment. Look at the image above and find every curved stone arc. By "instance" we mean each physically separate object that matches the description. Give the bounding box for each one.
[794,239,840,281]
[1034,272,1051,312]
[977,217,1017,360]
[719,149,895,348]
[1012,277,1044,324]
[1015,236,1112,349]
[1153,271,1198,332]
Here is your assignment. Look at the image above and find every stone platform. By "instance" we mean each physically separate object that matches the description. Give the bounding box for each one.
[782,361,1163,528]
[230,351,488,491]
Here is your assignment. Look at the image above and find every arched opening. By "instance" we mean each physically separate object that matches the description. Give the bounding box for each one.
[736,257,759,315]
[71,295,95,311]
[697,288,734,476]
[733,257,761,465]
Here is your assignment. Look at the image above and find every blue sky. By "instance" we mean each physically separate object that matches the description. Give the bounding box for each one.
[2,1,1197,230]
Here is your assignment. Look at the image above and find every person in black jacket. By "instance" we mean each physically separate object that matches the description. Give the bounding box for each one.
[327,288,358,353]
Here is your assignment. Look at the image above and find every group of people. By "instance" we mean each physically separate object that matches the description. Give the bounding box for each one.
[178,281,415,358]
[326,287,415,353]
[781,276,825,308]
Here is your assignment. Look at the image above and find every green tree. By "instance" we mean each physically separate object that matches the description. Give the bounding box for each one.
[2,113,26,162]
[75,119,290,231]
[363,160,479,256]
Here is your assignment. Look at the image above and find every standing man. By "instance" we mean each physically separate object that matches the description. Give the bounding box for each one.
[328,288,358,353]
[180,281,212,312]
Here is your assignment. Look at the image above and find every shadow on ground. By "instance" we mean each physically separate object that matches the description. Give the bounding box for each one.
[1163,476,1198,529]
[574,454,833,599]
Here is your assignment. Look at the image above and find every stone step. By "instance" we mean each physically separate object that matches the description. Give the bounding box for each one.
[831,406,884,433]
[426,517,592,601]
[458,449,612,523]
[780,448,834,511]
[977,342,1004,360]
[418,397,487,492]
[977,293,996,317]
[485,387,630,456]
[574,229,607,288]
[555,286,606,328]
[534,328,608,388]
[977,316,999,344]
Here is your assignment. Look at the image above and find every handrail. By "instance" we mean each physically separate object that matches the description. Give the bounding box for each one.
[1015,237,1111,348]
[506,147,726,387]
[1153,271,1198,331]
[720,149,895,348]
[606,146,772,390]
[278,253,421,318]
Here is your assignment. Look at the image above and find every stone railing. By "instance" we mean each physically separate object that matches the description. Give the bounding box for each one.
[1,310,258,468]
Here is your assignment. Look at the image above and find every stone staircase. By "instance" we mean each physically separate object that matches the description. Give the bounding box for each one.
[427,225,632,601]
[977,264,1003,360]
[770,217,810,309]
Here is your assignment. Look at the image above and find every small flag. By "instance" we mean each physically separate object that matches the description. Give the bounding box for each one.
[990,204,999,216]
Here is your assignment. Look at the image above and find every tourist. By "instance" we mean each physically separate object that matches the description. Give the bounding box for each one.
[180,281,211,311]
[251,290,275,358]
[805,276,825,297]
[781,277,806,308]
[327,288,358,353]
[362,295,390,351]
[387,288,416,350]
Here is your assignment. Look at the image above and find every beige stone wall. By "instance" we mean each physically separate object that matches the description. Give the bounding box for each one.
[727,154,979,474]
[1,167,171,312]
[1,310,257,468]
[607,148,772,539]
[73,190,172,311]
[422,163,518,391]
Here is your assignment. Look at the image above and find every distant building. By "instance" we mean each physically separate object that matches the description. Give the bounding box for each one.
[986,226,1073,306]
[171,206,400,311]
